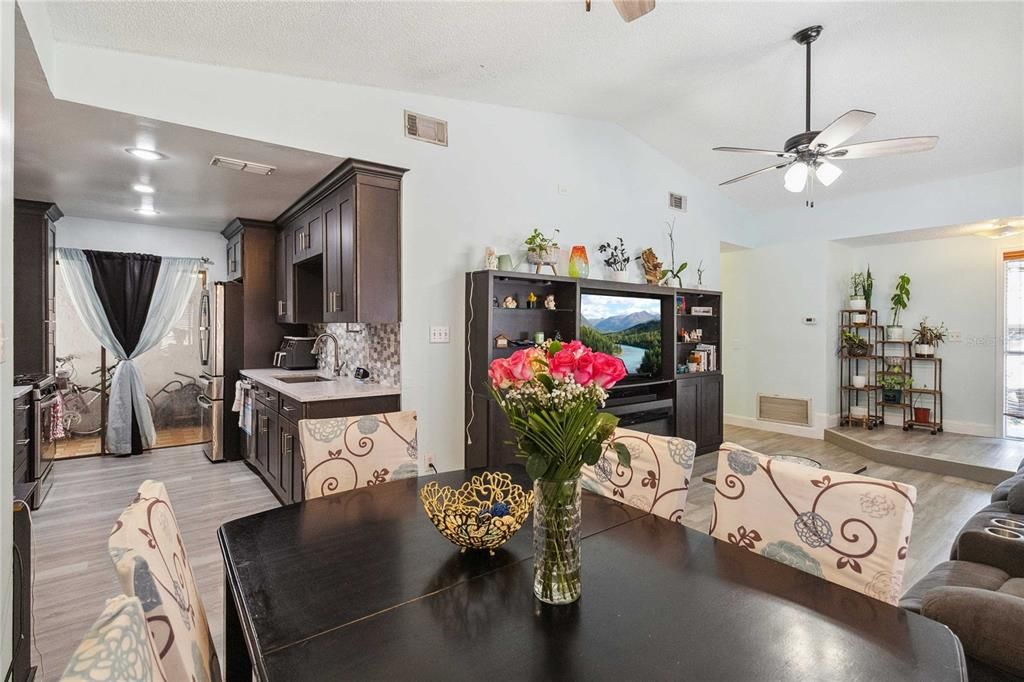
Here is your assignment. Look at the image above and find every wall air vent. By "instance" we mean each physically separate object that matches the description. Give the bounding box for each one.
[757,394,812,426]
[210,156,276,176]
[405,110,448,147]
[669,192,687,211]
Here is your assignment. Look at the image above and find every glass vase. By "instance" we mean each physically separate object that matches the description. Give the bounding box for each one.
[533,477,582,604]
[568,245,589,278]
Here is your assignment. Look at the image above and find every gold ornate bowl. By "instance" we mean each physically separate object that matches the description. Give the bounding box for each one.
[420,471,534,554]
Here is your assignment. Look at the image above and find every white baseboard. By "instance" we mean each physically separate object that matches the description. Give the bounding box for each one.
[725,412,837,440]
[941,419,999,438]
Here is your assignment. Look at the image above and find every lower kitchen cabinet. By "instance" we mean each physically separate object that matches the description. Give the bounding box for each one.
[247,381,401,505]
[676,373,723,454]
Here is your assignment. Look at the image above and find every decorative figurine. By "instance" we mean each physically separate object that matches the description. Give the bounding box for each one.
[492,296,500,308]
[544,294,557,310]
[502,296,518,309]
[554,330,563,342]
[494,334,510,349]
[640,248,663,285]
[526,292,538,309]
[533,331,545,345]
[484,246,499,270]
[696,259,705,288]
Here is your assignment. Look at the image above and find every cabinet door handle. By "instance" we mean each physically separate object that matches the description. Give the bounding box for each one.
[15,438,30,446]
[278,300,285,316]
[282,404,297,413]
[284,433,293,456]
[260,415,269,433]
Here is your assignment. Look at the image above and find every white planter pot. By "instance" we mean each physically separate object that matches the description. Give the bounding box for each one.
[849,298,867,311]
[886,326,904,341]
[850,405,868,418]
[852,375,867,389]
[915,344,935,357]
[607,270,629,283]
[852,313,868,326]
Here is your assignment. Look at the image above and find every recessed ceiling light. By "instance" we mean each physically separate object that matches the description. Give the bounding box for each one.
[134,207,160,216]
[125,147,167,161]
[132,183,155,194]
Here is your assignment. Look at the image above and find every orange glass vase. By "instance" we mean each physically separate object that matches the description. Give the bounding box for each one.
[568,245,589,278]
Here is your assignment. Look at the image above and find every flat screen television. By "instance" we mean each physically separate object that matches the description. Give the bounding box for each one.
[580,293,661,379]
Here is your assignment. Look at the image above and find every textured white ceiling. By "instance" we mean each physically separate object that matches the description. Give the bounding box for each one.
[14,12,341,231]
[40,1,1024,209]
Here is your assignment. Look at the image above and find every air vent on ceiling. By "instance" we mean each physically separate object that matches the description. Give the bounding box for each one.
[757,394,812,427]
[405,110,448,147]
[669,192,687,212]
[210,156,276,176]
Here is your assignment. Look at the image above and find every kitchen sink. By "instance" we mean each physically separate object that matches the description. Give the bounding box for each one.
[273,375,333,384]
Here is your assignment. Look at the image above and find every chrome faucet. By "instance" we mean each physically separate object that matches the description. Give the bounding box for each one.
[312,332,344,377]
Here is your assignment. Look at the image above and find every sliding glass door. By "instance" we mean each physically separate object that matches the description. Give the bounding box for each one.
[1003,252,1024,439]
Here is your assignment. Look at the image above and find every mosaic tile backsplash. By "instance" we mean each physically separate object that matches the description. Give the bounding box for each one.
[309,322,401,387]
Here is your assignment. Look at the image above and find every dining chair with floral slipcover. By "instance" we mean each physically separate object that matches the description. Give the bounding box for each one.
[581,427,697,523]
[710,442,917,605]
[108,480,220,682]
[298,411,419,500]
[60,594,166,682]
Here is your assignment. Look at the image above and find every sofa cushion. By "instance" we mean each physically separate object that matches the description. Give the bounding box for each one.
[899,560,1009,613]
[992,473,1024,503]
[950,501,1024,562]
[921,586,1024,678]
[999,578,1024,599]
[1008,478,1024,515]
[1019,456,1024,473]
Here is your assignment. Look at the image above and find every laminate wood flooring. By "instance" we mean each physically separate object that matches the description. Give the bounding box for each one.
[31,426,994,680]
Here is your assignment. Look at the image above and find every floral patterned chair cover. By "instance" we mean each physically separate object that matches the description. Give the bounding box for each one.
[108,480,220,682]
[581,428,696,523]
[60,595,166,682]
[298,411,419,500]
[710,442,917,605]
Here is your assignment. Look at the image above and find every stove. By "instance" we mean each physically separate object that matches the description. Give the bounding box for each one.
[14,373,54,389]
[14,373,57,508]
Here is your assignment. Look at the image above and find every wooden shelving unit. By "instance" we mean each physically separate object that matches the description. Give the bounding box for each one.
[873,336,944,435]
[839,309,882,428]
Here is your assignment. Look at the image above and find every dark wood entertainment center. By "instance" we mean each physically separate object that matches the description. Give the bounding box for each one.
[464,270,723,468]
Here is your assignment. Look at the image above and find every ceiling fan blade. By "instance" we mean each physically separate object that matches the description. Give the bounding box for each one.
[827,136,939,159]
[613,0,655,22]
[713,146,796,158]
[810,109,876,150]
[719,162,790,186]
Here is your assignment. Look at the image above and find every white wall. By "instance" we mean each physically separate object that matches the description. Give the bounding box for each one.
[0,0,14,673]
[724,233,1011,437]
[56,216,226,281]
[24,43,751,472]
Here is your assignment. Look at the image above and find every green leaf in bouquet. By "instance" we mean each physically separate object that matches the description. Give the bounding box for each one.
[582,440,603,466]
[536,373,555,391]
[526,453,550,480]
[547,340,562,354]
[613,442,631,468]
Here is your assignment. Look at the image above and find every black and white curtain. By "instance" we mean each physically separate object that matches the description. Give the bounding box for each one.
[58,248,201,455]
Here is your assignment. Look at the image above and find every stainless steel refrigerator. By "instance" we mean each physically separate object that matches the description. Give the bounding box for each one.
[198,281,244,462]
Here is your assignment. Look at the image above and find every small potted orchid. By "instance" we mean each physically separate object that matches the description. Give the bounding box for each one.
[489,340,628,604]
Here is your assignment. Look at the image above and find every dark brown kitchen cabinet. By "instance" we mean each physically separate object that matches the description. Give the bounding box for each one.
[275,159,406,324]
[14,199,61,377]
[676,373,723,454]
[245,379,401,505]
[276,229,296,323]
[225,232,242,281]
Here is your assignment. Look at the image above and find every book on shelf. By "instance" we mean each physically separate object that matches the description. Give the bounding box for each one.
[694,343,718,372]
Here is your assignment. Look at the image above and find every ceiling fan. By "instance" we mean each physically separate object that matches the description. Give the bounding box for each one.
[714,25,938,206]
[585,0,656,23]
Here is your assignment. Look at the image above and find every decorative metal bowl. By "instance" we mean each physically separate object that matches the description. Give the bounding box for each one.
[420,471,534,555]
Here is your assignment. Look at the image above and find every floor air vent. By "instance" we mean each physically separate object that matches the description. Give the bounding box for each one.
[404,110,448,147]
[757,394,812,426]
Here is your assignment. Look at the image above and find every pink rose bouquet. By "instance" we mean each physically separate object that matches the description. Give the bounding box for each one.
[489,340,630,481]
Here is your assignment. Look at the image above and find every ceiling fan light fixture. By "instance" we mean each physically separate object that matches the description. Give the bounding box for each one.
[784,162,809,193]
[815,161,843,187]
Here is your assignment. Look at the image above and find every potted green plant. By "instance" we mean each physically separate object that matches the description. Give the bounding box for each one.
[597,237,631,282]
[887,273,911,341]
[659,218,687,287]
[879,369,911,405]
[841,330,872,357]
[912,318,947,357]
[912,391,932,426]
[525,228,560,268]
[849,272,867,311]
[864,266,874,310]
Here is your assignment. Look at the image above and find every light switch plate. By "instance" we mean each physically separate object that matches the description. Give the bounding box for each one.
[949,330,962,342]
[430,326,450,344]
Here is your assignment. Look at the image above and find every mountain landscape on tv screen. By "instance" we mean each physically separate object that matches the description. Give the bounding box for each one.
[579,297,661,377]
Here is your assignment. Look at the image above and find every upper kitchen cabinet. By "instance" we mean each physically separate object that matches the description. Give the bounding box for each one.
[14,199,62,377]
[225,231,243,281]
[275,159,406,324]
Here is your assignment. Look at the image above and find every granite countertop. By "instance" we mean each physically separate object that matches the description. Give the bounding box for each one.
[240,368,401,403]
[13,385,32,400]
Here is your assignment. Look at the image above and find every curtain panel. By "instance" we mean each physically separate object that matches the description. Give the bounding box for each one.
[57,248,201,455]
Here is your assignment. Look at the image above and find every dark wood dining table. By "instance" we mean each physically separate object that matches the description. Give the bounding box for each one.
[218,465,966,681]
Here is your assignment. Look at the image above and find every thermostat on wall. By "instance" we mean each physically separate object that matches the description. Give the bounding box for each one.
[803,316,817,325]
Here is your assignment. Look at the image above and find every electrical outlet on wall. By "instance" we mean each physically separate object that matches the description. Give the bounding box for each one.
[424,452,437,474]
[430,326,450,344]
[557,184,570,195]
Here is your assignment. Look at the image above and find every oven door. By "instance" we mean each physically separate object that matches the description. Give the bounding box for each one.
[33,393,59,507]
[198,394,222,461]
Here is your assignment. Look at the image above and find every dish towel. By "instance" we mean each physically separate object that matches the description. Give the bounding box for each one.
[231,380,245,412]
